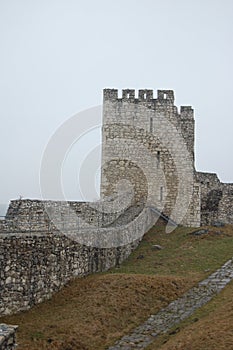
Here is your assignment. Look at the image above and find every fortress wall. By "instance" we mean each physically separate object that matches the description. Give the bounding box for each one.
[196,172,221,225]
[1,88,232,319]
[181,183,201,227]
[2,196,135,233]
[179,106,195,161]
[101,89,200,227]
[0,207,156,316]
[218,183,233,224]
[197,172,233,225]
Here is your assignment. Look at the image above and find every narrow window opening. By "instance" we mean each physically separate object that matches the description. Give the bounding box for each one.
[127,93,130,99]
[144,93,147,99]
[150,117,153,133]
[157,151,160,167]
[164,93,167,99]
[160,186,163,201]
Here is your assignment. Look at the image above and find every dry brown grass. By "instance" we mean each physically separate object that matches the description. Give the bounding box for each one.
[147,281,233,350]
[1,224,233,350]
[1,274,192,350]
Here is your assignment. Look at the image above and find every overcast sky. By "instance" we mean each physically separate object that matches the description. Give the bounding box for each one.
[0,0,233,209]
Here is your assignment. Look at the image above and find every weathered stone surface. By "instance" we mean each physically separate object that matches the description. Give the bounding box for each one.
[190,229,208,236]
[0,324,18,350]
[101,89,233,227]
[101,89,201,227]
[213,221,225,227]
[151,244,164,250]
[0,205,157,316]
[0,88,232,318]
[197,172,233,226]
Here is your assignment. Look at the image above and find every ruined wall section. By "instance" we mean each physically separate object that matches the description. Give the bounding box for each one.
[0,232,136,315]
[0,204,156,316]
[2,195,137,233]
[197,172,233,225]
[218,183,233,224]
[101,88,200,227]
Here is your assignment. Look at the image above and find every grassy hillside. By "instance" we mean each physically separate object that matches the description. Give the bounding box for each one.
[1,224,233,350]
[147,281,233,350]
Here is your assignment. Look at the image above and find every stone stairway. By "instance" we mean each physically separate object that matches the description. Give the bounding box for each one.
[108,258,233,350]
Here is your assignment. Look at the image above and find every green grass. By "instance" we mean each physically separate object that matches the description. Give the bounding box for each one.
[110,225,233,279]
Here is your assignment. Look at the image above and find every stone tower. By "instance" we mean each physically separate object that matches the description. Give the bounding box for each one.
[100,88,201,227]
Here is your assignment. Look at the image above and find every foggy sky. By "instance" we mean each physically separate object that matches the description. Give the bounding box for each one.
[0,0,233,209]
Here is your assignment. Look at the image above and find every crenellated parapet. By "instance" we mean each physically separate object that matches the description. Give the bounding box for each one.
[103,88,195,158]
[180,106,194,119]
[157,89,174,104]
[103,88,193,123]
[103,88,175,105]
[103,88,118,100]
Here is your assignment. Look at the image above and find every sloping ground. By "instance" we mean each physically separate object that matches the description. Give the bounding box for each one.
[114,225,233,279]
[147,281,233,350]
[0,274,192,350]
[1,224,233,350]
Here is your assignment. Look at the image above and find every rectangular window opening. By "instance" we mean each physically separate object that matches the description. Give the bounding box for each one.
[157,151,160,167]
[160,186,163,201]
[150,117,153,133]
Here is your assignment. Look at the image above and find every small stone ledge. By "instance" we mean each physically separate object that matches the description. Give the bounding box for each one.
[0,324,18,350]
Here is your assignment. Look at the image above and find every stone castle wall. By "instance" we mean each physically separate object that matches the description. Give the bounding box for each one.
[1,87,233,319]
[0,200,156,316]
[197,172,233,226]
[101,89,200,227]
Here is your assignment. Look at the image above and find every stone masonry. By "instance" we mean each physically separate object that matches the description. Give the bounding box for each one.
[101,89,200,227]
[197,171,233,226]
[0,204,156,316]
[0,88,232,318]
[0,324,18,350]
[101,89,233,226]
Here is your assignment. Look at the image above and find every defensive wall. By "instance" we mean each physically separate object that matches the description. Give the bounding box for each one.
[0,88,232,319]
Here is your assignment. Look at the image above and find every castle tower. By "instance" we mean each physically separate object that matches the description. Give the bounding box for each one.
[100,88,200,227]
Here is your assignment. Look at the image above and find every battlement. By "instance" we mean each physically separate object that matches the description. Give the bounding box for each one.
[157,90,174,103]
[180,106,194,119]
[103,88,175,104]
